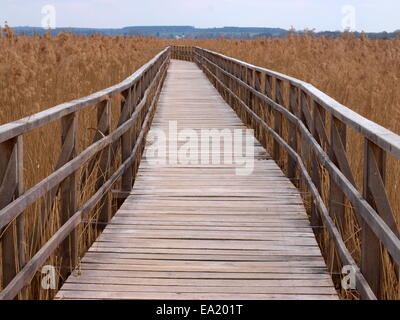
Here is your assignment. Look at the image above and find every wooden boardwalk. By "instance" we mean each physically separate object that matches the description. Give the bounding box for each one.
[56,60,337,300]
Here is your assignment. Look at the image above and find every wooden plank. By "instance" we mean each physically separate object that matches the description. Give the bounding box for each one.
[80,263,328,274]
[65,269,332,280]
[109,217,312,225]
[105,225,314,232]
[81,257,326,268]
[101,230,315,238]
[66,276,334,287]
[56,291,337,300]
[89,246,324,256]
[60,283,336,295]
[84,252,325,261]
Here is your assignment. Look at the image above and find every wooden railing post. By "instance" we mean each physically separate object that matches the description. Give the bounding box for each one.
[254,71,263,144]
[288,85,299,184]
[227,62,233,105]
[246,67,254,107]
[239,66,246,103]
[246,68,254,128]
[139,76,145,102]
[329,116,347,231]
[273,79,283,165]
[262,74,273,150]
[362,140,385,298]
[310,101,324,232]
[96,99,112,228]
[0,136,25,290]
[131,82,140,147]
[264,75,273,99]
[361,140,399,299]
[298,90,317,225]
[59,113,78,280]
[121,88,134,194]
[16,136,26,274]
[327,115,349,285]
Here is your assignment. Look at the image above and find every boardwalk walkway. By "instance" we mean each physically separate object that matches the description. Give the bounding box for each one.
[56,60,337,300]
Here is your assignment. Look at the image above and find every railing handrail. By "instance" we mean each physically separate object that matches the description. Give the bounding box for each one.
[195,47,400,159]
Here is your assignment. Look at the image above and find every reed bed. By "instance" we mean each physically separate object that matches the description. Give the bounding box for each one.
[0,30,399,299]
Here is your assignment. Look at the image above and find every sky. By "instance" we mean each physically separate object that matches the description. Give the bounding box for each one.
[0,0,399,32]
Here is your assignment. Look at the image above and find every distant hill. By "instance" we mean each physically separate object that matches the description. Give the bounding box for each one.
[9,26,400,39]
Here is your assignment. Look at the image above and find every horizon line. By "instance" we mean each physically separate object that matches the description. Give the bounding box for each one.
[4,25,399,34]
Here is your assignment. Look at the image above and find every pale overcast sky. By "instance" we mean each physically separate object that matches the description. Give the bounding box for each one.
[1,0,399,32]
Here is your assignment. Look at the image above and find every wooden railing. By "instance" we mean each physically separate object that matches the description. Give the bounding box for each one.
[171,46,193,62]
[171,46,400,300]
[0,47,170,300]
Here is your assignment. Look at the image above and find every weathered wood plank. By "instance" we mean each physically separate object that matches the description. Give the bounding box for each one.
[56,291,338,300]
[60,283,337,295]
[66,276,334,287]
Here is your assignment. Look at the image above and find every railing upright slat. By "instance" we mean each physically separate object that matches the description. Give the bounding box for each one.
[59,113,79,279]
[121,88,134,196]
[361,140,386,298]
[95,99,112,228]
[288,85,299,184]
[0,137,22,289]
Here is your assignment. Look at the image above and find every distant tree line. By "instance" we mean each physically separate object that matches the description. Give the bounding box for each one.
[7,25,400,39]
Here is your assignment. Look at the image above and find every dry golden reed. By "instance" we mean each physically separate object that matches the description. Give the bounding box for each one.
[0,30,399,299]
